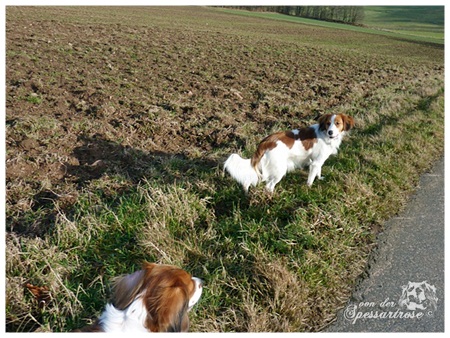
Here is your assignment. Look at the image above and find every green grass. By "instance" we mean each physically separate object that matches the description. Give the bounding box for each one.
[364,6,444,40]
[216,7,444,44]
[364,6,444,26]
[25,93,43,105]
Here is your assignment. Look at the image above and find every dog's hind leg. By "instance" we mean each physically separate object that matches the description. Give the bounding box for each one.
[265,180,277,193]
[264,165,287,193]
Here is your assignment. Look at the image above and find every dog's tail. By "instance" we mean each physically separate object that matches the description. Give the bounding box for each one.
[224,153,260,192]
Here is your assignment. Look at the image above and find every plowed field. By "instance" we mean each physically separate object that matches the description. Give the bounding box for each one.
[6,6,444,332]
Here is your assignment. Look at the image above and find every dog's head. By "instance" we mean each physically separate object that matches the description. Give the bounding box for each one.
[398,281,437,311]
[318,114,354,139]
[111,262,203,332]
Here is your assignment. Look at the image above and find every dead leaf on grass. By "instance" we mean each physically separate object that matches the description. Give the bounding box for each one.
[25,283,51,309]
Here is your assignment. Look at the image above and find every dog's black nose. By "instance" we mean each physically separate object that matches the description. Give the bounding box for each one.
[328,130,334,136]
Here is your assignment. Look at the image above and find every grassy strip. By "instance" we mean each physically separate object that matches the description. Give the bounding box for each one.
[363,6,444,37]
[215,8,444,44]
[6,70,444,331]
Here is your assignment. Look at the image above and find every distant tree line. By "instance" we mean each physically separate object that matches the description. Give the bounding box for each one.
[224,6,365,25]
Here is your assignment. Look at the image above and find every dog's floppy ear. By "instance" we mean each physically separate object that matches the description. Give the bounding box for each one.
[165,296,190,332]
[111,269,146,309]
[317,114,331,131]
[145,282,190,332]
[111,262,157,309]
[341,114,355,131]
[398,284,409,306]
[422,282,438,308]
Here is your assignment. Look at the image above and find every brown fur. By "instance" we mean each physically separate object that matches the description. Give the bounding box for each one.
[298,127,318,151]
[141,264,194,332]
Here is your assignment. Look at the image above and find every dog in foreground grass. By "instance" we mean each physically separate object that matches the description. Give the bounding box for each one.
[224,113,354,192]
[76,263,203,332]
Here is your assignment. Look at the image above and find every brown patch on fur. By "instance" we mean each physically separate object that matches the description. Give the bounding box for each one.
[251,131,291,170]
[298,127,317,151]
[278,131,296,149]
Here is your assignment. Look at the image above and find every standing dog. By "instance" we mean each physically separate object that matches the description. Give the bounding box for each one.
[76,262,203,332]
[224,114,354,192]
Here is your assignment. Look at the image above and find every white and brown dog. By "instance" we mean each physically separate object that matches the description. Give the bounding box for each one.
[77,263,203,332]
[224,113,354,192]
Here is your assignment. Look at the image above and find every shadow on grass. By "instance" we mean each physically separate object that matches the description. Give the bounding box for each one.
[7,133,228,238]
[65,134,218,185]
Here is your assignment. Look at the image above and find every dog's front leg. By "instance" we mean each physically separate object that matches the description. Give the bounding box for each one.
[317,166,324,181]
[307,161,324,186]
[307,163,319,186]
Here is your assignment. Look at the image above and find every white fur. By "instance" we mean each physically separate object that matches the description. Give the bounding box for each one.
[189,277,203,310]
[224,117,346,193]
[224,154,259,192]
[99,297,148,332]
